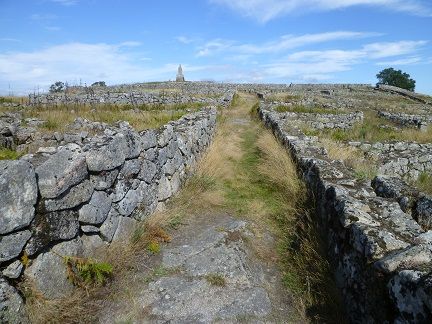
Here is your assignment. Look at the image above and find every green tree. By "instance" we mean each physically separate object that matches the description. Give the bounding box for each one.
[91,81,106,87]
[49,81,65,93]
[376,68,416,91]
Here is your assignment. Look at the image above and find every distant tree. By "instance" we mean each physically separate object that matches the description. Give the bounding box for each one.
[376,68,416,92]
[91,81,107,87]
[49,81,65,93]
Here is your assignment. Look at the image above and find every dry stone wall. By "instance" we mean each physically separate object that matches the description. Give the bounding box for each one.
[28,82,235,108]
[378,111,432,130]
[349,141,432,180]
[259,102,432,323]
[376,84,432,105]
[0,107,217,321]
[270,107,363,130]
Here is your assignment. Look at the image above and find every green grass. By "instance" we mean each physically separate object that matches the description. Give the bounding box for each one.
[0,148,22,160]
[416,172,432,195]
[275,105,344,115]
[319,111,432,143]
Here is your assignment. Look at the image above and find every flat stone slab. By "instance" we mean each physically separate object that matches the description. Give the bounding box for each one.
[98,214,291,323]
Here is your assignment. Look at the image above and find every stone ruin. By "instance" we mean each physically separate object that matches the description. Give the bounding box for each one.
[257,83,432,323]
[1,81,432,323]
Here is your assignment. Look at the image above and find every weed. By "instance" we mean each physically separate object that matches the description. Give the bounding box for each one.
[21,252,30,267]
[147,241,161,254]
[205,273,226,286]
[64,256,113,287]
[0,148,22,160]
[167,215,186,230]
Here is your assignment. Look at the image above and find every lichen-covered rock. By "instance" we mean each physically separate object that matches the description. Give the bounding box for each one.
[0,278,28,323]
[112,216,138,242]
[0,160,37,235]
[140,129,157,150]
[118,158,142,179]
[138,160,158,183]
[388,270,432,323]
[99,208,120,242]
[0,231,31,263]
[25,210,79,255]
[44,180,94,212]
[85,134,128,172]
[2,260,23,279]
[78,191,112,225]
[35,144,87,199]
[25,239,83,299]
[90,168,119,190]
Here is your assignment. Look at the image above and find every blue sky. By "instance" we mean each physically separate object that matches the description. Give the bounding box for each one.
[1,0,431,94]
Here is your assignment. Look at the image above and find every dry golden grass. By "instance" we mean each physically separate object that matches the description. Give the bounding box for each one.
[22,104,190,132]
[320,138,378,180]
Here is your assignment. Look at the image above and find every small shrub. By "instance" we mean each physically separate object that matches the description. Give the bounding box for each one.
[205,273,226,286]
[64,256,113,287]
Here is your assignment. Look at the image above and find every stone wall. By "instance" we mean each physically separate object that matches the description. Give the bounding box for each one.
[0,107,217,321]
[273,109,363,130]
[258,102,432,323]
[28,91,234,108]
[376,84,432,105]
[378,111,432,130]
[349,141,432,180]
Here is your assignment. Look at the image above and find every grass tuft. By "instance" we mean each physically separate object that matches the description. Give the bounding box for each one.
[205,273,226,286]
[0,148,22,160]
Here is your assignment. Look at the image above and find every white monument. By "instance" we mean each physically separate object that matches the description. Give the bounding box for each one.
[176,64,185,82]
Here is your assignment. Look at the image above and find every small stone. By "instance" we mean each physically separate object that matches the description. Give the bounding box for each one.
[2,260,23,279]
[0,230,31,263]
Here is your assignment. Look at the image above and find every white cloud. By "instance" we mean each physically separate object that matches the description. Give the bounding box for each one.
[376,56,422,65]
[119,41,142,47]
[260,40,427,80]
[31,13,57,20]
[0,38,21,42]
[211,0,432,22]
[197,39,234,57]
[50,0,78,6]
[363,40,428,58]
[176,36,196,44]
[0,42,222,94]
[196,31,378,56]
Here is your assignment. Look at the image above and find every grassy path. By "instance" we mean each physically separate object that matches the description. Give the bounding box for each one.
[28,93,344,323]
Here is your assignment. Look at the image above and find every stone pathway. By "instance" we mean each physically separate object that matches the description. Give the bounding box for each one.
[98,94,298,323]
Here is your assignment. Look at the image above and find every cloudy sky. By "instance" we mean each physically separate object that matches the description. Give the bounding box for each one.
[1,0,431,94]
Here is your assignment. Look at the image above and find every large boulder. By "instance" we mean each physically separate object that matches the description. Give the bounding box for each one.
[0,160,38,235]
[25,239,83,299]
[36,144,87,199]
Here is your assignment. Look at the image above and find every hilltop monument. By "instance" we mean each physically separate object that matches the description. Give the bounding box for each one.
[176,64,185,82]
